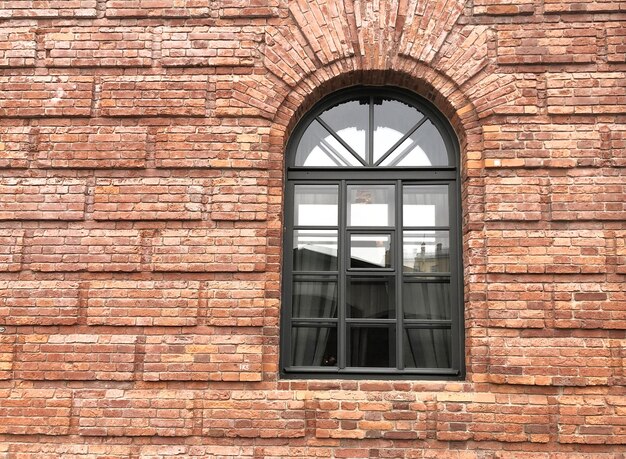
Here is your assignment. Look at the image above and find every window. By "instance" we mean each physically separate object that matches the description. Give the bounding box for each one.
[281,87,463,378]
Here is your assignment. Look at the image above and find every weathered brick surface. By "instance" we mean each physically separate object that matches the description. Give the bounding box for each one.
[0,1,96,18]
[35,124,148,168]
[93,178,206,220]
[25,229,142,272]
[86,280,200,326]
[0,27,36,67]
[0,0,624,455]
[496,24,598,65]
[43,27,153,67]
[0,76,93,117]
[0,178,86,220]
[13,334,137,380]
[75,389,195,436]
[142,331,262,381]
[151,228,267,272]
[161,26,263,67]
[0,281,80,325]
[100,76,209,117]
[0,125,31,168]
[0,388,72,435]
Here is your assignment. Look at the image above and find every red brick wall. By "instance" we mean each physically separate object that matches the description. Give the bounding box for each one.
[0,0,624,457]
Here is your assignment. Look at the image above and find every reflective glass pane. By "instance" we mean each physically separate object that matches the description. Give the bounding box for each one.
[319,99,369,162]
[350,234,392,268]
[348,325,395,367]
[403,185,448,227]
[348,185,395,227]
[347,276,395,319]
[381,120,449,166]
[404,328,451,368]
[373,98,424,163]
[295,120,362,167]
[291,326,337,367]
[403,281,451,320]
[293,281,338,318]
[403,231,450,273]
[294,230,338,271]
[294,185,338,226]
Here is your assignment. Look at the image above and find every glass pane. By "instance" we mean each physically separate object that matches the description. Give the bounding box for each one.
[295,120,362,167]
[319,99,369,162]
[293,281,338,318]
[403,231,450,273]
[403,281,451,320]
[347,276,395,319]
[348,325,395,368]
[294,230,338,271]
[373,98,424,163]
[294,185,338,226]
[403,185,448,227]
[348,185,395,227]
[404,328,451,368]
[381,120,449,167]
[350,234,392,268]
[291,326,337,367]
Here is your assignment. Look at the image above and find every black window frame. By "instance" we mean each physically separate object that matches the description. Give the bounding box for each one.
[280,86,464,379]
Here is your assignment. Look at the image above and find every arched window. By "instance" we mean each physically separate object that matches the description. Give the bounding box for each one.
[281,87,463,378]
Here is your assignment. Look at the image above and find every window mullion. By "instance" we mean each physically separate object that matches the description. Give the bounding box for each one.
[338,179,347,369]
[368,96,374,165]
[396,179,404,370]
[316,116,367,167]
[374,117,427,167]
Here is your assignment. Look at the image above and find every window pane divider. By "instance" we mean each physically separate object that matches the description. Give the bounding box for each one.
[316,116,368,166]
[374,116,428,166]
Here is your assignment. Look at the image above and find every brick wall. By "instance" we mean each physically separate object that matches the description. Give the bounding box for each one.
[0,0,624,457]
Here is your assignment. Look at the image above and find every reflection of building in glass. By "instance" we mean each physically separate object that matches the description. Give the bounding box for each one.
[407,242,449,273]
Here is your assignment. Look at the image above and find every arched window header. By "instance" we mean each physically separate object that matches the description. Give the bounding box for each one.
[291,87,457,168]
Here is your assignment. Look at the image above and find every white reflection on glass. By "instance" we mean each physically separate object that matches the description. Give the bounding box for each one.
[350,234,391,268]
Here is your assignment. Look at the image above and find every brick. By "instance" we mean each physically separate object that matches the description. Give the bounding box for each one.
[206,279,266,327]
[617,230,626,274]
[549,171,626,221]
[161,26,262,67]
[75,389,194,436]
[142,331,262,381]
[465,73,539,118]
[0,125,31,168]
[436,392,554,442]
[0,281,80,325]
[554,281,626,329]
[219,0,280,18]
[497,24,597,65]
[13,333,137,381]
[558,394,626,444]
[434,25,492,86]
[485,281,551,329]
[479,334,623,386]
[0,388,72,435]
[26,228,142,272]
[0,75,93,117]
[93,178,206,220]
[0,1,96,18]
[100,75,209,117]
[607,24,626,63]
[202,393,305,438]
[7,444,134,458]
[151,228,266,272]
[35,124,147,168]
[547,73,626,115]
[544,0,626,13]
[0,178,85,220]
[262,25,318,88]
[486,230,607,274]
[216,74,282,120]
[86,280,200,326]
[0,333,14,379]
[104,0,210,18]
[154,124,270,169]
[0,229,24,272]
[484,177,543,221]
[0,27,36,67]
[43,27,153,67]
[211,174,268,221]
[474,0,535,15]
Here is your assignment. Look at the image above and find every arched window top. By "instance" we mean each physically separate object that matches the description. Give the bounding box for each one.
[292,87,456,168]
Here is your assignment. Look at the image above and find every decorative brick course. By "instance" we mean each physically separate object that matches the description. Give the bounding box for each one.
[0,1,96,18]
[0,281,80,325]
[0,27,36,67]
[0,125,31,168]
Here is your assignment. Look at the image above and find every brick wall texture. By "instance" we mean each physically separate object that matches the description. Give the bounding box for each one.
[0,0,624,457]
